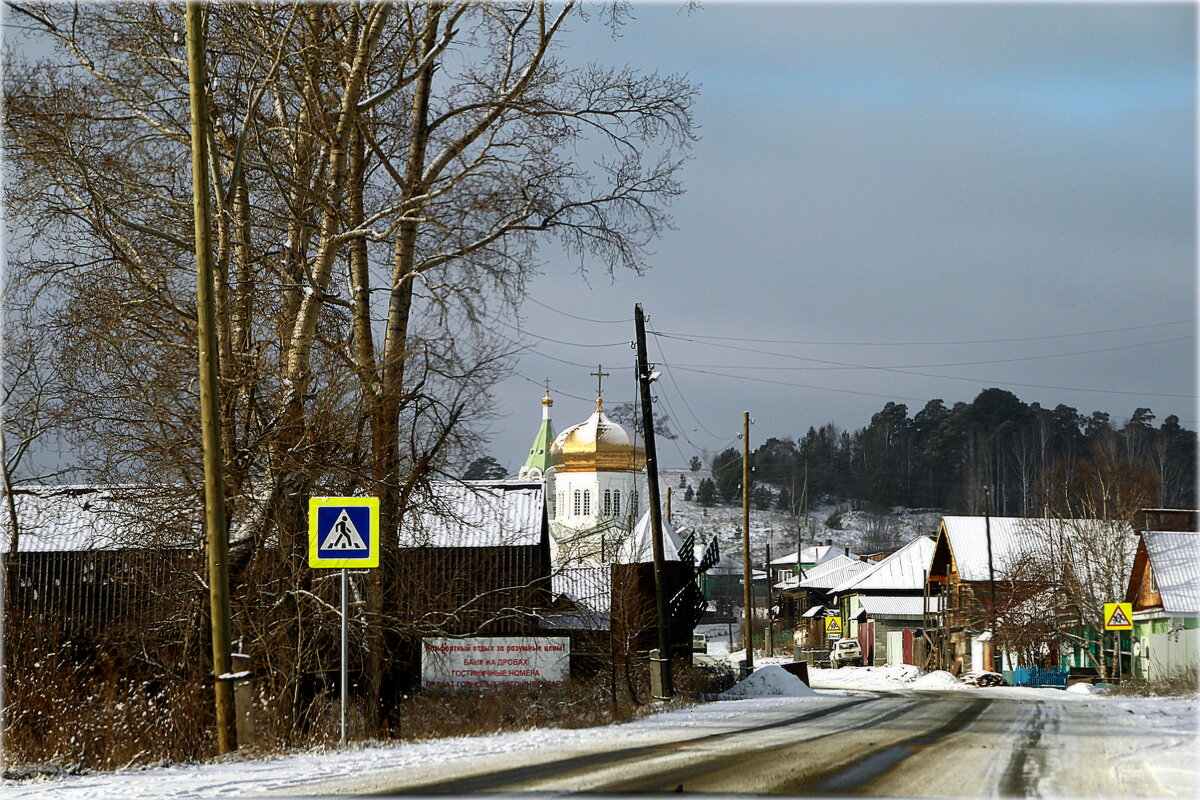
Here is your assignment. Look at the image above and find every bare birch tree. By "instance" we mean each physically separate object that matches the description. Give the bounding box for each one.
[4,0,696,729]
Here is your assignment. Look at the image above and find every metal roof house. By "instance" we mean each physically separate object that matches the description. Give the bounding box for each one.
[1126,530,1200,681]
[830,536,938,666]
[3,485,200,636]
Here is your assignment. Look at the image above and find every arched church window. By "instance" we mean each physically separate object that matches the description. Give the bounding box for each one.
[573,490,581,516]
[603,490,612,516]
[582,490,591,516]
[630,492,639,517]
[613,490,621,516]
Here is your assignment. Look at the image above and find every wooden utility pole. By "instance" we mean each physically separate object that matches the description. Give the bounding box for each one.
[634,304,672,699]
[984,486,997,672]
[187,0,236,754]
[741,411,753,674]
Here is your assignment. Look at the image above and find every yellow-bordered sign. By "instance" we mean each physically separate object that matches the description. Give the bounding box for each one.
[309,497,380,568]
[1103,602,1133,630]
[825,616,843,636]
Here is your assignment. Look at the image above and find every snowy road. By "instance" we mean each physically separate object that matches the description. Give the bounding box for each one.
[5,667,1195,798]
[308,691,1195,796]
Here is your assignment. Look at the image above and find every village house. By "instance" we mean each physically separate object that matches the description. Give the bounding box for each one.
[1126,529,1199,681]
[774,553,871,656]
[830,535,937,666]
[927,515,1136,677]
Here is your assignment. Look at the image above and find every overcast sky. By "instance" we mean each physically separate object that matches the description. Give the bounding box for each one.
[479,1,1196,472]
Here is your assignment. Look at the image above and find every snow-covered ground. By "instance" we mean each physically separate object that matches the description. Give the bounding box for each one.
[661,468,940,561]
[7,660,1193,799]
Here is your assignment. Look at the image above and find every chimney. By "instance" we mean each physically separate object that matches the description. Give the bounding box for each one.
[844,546,849,556]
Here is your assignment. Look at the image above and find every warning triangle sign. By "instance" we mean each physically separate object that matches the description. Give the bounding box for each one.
[321,509,368,550]
[1106,604,1131,628]
[826,617,842,634]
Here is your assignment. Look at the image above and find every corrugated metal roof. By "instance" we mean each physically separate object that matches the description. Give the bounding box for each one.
[940,516,1135,583]
[780,555,872,590]
[401,481,544,548]
[1141,532,1200,615]
[3,486,198,554]
[858,595,940,618]
[545,564,611,630]
[832,536,935,594]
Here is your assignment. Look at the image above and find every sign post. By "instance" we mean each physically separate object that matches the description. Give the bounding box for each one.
[1104,602,1133,682]
[309,497,379,746]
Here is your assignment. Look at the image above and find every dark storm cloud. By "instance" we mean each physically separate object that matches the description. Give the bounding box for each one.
[485,3,1195,467]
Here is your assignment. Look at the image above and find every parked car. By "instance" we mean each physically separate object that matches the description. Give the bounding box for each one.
[830,638,862,668]
[692,633,708,653]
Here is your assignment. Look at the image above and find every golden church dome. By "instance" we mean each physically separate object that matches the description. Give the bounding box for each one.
[550,399,646,473]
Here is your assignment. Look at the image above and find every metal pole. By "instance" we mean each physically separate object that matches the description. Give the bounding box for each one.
[634,304,673,699]
[341,567,348,745]
[186,0,236,755]
[741,411,753,673]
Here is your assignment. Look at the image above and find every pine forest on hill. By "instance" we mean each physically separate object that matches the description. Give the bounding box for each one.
[695,388,1196,521]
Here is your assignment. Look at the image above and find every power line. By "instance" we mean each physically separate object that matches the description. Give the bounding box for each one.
[524,296,632,324]
[662,335,1193,372]
[651,318,1195,348]
[652,334,735,442]
[670,363,1194,400]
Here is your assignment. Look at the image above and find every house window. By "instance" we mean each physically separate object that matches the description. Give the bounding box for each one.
[582,490,591,516]
[573,490,581,516]
[613,490,621,516]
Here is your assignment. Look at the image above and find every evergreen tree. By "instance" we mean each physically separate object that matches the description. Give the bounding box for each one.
[689,455,702,472]
[696,477,717,507]
[711,447,742,504]
[463,456,508,480]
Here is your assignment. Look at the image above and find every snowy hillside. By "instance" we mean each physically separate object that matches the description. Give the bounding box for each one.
[659,469,941,564]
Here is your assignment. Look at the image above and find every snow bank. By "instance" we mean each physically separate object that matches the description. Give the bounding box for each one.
[1066,681,1102,695]
[717,665,817,700]
[910,670,964,689]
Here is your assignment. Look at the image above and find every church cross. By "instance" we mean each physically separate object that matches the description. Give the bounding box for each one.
[590,364,610,399]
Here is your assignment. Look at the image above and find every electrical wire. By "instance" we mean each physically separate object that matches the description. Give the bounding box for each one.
[669,363,1194,400]
[650,318,1195,347]
[652,331,1192,372]
[524,296,632,324]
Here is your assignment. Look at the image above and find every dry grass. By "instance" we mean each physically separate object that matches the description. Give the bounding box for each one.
[3,647,711,775]
[1106,666,1199,697]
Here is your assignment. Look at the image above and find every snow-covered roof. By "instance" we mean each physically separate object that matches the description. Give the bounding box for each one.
[832,536,935,594]
[1141,532,1200,615]
[770,544,852,567]
[401,481,544,548]
[801,604,833,618]
[939,516,1135,582]
[615,510,683,564]
[2,485,198,554]
[858,595,940,618]
[777,554,872,591]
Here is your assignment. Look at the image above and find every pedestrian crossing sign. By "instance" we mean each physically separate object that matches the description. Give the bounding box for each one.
[309,497,379,568]
[1104,602,1133,630]
[825,617,843,636]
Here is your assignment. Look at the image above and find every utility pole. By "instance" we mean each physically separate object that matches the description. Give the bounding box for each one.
[984,486,996,672]
[187,0,236,754]
[741,411,753,675]
[634,304,673,699]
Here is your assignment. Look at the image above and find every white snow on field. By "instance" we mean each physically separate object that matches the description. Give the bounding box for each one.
[717,664,817,699]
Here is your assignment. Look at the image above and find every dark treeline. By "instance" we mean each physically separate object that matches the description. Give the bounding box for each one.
[706,388,1196,516]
